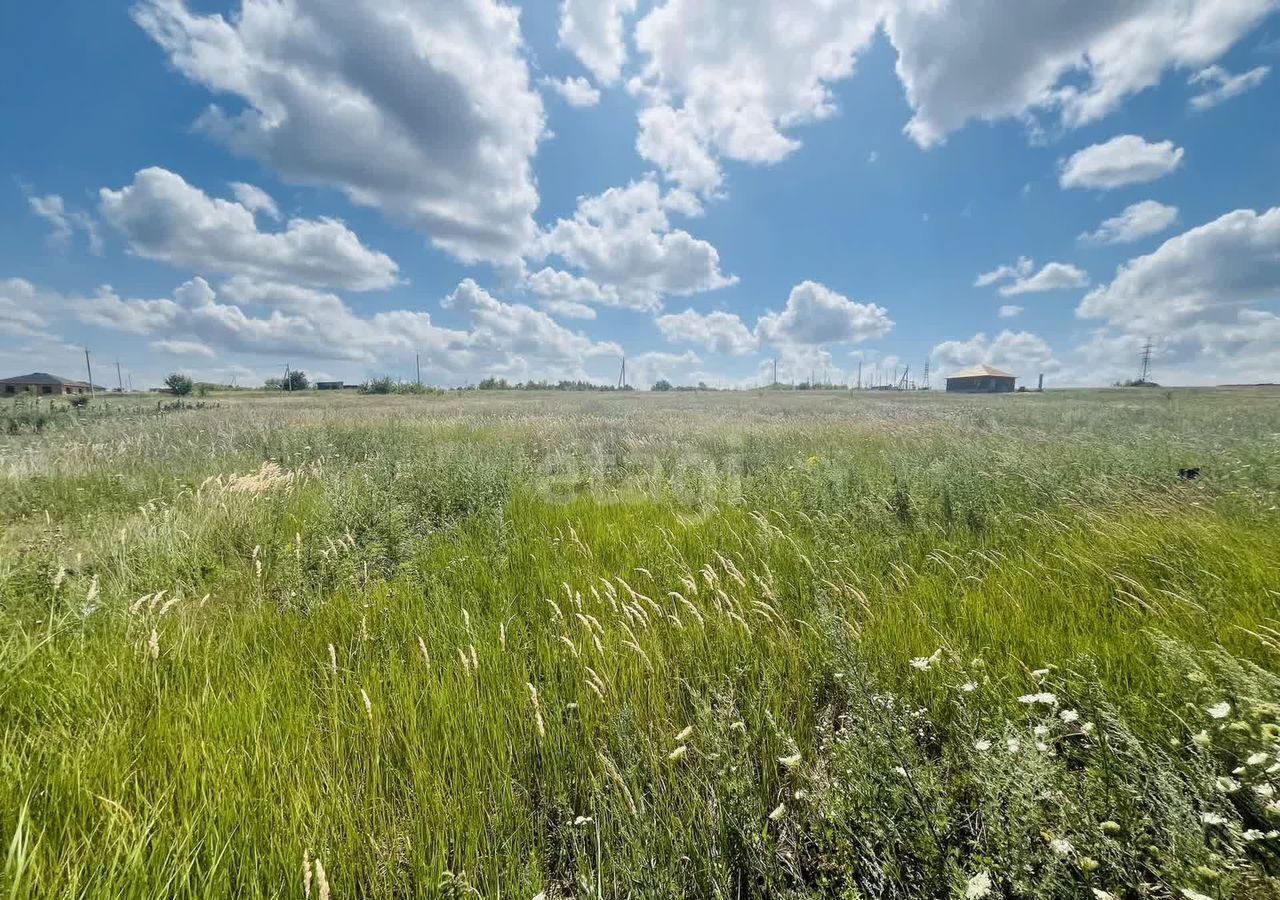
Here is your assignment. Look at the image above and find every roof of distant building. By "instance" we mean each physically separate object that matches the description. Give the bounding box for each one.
[946,365,1016,379]
[0,372,91,386]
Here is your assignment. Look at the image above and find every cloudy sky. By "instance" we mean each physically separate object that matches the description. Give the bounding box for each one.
[3,0,1279,389]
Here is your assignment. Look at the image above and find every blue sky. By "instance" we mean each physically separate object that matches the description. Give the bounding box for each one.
[3,0,1279,389]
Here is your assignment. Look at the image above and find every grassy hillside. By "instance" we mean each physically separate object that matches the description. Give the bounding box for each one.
[2,388,1279,898]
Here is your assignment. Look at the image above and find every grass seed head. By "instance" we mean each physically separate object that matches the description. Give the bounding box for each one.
[314,858,330,900]
[527,683,546,738]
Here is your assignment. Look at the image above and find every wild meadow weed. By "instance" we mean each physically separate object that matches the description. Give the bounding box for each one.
[2,388,1280,897]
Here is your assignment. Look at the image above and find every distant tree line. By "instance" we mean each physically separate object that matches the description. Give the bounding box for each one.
[360,377,443,395]
[650,380,724,392]
[159,371,865,395]
[472,377,635,392]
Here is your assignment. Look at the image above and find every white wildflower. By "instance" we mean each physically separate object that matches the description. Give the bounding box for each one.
[1006,738,1021,754]
[910,649,942,671]
[1255,784,1275,799]
[768,803,787,821]
[674,725,693,742]
[1207,701,1231,719]
[1018,692,1058,706]
[1248,752,1270,766]
[668,745,688,762]
[1181,890,1214,900]
[1201,812,1227,826]
[974,739,992,752]
[1049,837,1074,856]
[964,870,992,899]
[1215,776,1240,793]
[1243,829,1265,841]
[960,681,978,693]
[1059,709,1079,724]
[779,752,802,769]
[1192,730,1211,748]
[573,815,593,826]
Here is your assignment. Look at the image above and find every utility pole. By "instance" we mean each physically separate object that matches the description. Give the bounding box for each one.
[921,359,930,390]
[284,363,291,392]
[84,348,95,399]
[617,356,626,389]
[772,359,777,387]
[416,352,421,386]
[115,360,123,394]
[857,361,862,390]
[1138,337,1153,384]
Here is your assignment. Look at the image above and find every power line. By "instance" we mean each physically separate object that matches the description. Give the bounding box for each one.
[1138,337,1153,384]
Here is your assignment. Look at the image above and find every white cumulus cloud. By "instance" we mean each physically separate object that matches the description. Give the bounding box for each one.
[133,0,546,264]
[1079,206,1280,333]
[59,274,621,383]
[655,309,759,355]
[545,76,602,108]
[756,281,893,346]
[151,338,216,358]
[977,259,1089,296]
[1060,135,1185,190]
[100,168,399,291]
[932,330,1059,379]
[229,182,280,221]
[558,0,638,86]
[627,0,1272,193]
[1189,64,1270,110]
[532,179,735,311]
[887,0,1276,147]
[1080,200,1179,244]
[28,194,102,254]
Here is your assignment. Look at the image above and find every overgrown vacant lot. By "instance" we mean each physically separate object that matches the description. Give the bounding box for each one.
[2,388,1280,899]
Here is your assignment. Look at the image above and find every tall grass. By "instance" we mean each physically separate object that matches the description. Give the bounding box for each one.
[2,387,1279,898]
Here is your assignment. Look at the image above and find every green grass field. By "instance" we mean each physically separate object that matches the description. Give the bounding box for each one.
[3,387,1279,899]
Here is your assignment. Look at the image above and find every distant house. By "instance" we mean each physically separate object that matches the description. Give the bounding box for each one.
[945,365,1016,393]
[1,372,102,396]
[316,381,344,390]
